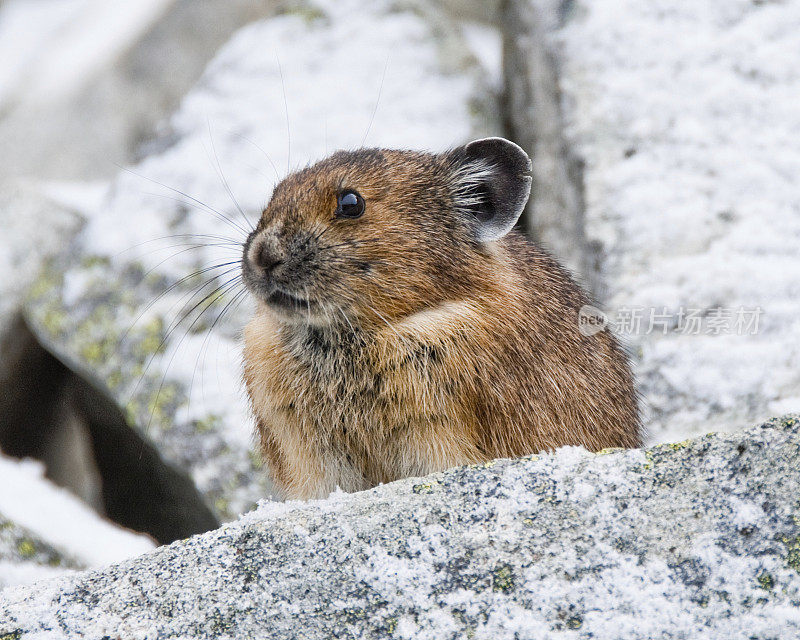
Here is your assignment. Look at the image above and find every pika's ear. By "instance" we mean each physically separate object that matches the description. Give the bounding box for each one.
[449,137,532,242]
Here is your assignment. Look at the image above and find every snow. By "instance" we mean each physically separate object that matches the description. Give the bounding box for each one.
[557,0,800,443]
[0,561,72,591]
[0,0,172,107]
[462,22,503,87]
[0,454,155,573]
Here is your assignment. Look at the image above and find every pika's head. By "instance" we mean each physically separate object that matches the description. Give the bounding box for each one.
[242,137,531,326]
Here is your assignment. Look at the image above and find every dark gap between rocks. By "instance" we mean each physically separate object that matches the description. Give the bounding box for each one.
[0,314,219,545]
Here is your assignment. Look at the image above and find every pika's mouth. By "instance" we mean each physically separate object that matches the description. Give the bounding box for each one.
[242,258,314,314]
[266,288,316,313]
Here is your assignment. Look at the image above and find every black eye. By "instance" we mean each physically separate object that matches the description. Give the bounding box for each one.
[336,190,365,219]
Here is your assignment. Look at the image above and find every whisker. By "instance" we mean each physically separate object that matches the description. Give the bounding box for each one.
[116,233,243,257]
[207,120,255,232]
[277,54,291,173]
[208,286,249,406]
[118,165,251,237]
[142,189,240,228]
[139,191,250,238]
[133,243,240,269]
[144,275,243,433]
[165,270,243,338]
[125,268,242,403]
[310,224,329,245]
[232,132,281,183]
[188,285,247,412]
[140,253,240,292]
[117,261,242,349]
[361,53,390,147]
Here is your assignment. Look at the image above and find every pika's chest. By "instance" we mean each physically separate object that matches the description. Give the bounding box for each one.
[245,328,403,468]
[243,322,460,489]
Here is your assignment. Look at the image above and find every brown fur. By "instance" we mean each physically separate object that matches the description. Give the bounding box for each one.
[242,145,640,500]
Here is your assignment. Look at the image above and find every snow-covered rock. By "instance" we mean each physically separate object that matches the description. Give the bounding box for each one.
[0,516,79,593]
[0,183,84,344]
[540,0,800,442]
[0,453,154,591]
[2,415,799,638]
[0,0,279,182]
[22,0,496,522]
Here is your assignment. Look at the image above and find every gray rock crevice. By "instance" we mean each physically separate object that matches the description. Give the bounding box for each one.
[500,0,595,292]
[0,316,219,545]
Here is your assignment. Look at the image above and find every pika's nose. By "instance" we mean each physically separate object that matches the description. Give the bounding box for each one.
[250,237,283,274]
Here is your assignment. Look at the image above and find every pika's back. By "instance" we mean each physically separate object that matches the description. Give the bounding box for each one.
[241,137,640,500]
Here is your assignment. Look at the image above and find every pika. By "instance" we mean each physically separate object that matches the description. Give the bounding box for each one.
[242,137,639,500]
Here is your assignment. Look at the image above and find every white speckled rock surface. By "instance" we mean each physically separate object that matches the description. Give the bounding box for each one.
[2,415,799,639]
[554,0,800,441]
[0,454,155,591]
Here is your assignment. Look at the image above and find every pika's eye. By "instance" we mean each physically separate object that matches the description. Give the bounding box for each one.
[336,190,365,219]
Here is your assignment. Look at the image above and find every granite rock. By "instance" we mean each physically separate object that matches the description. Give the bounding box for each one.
[2,415,799,639]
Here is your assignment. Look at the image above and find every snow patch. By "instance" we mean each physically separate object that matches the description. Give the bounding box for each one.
[0,454,155,569]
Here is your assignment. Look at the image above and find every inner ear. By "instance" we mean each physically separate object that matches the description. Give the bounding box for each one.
[449,137,532,242]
